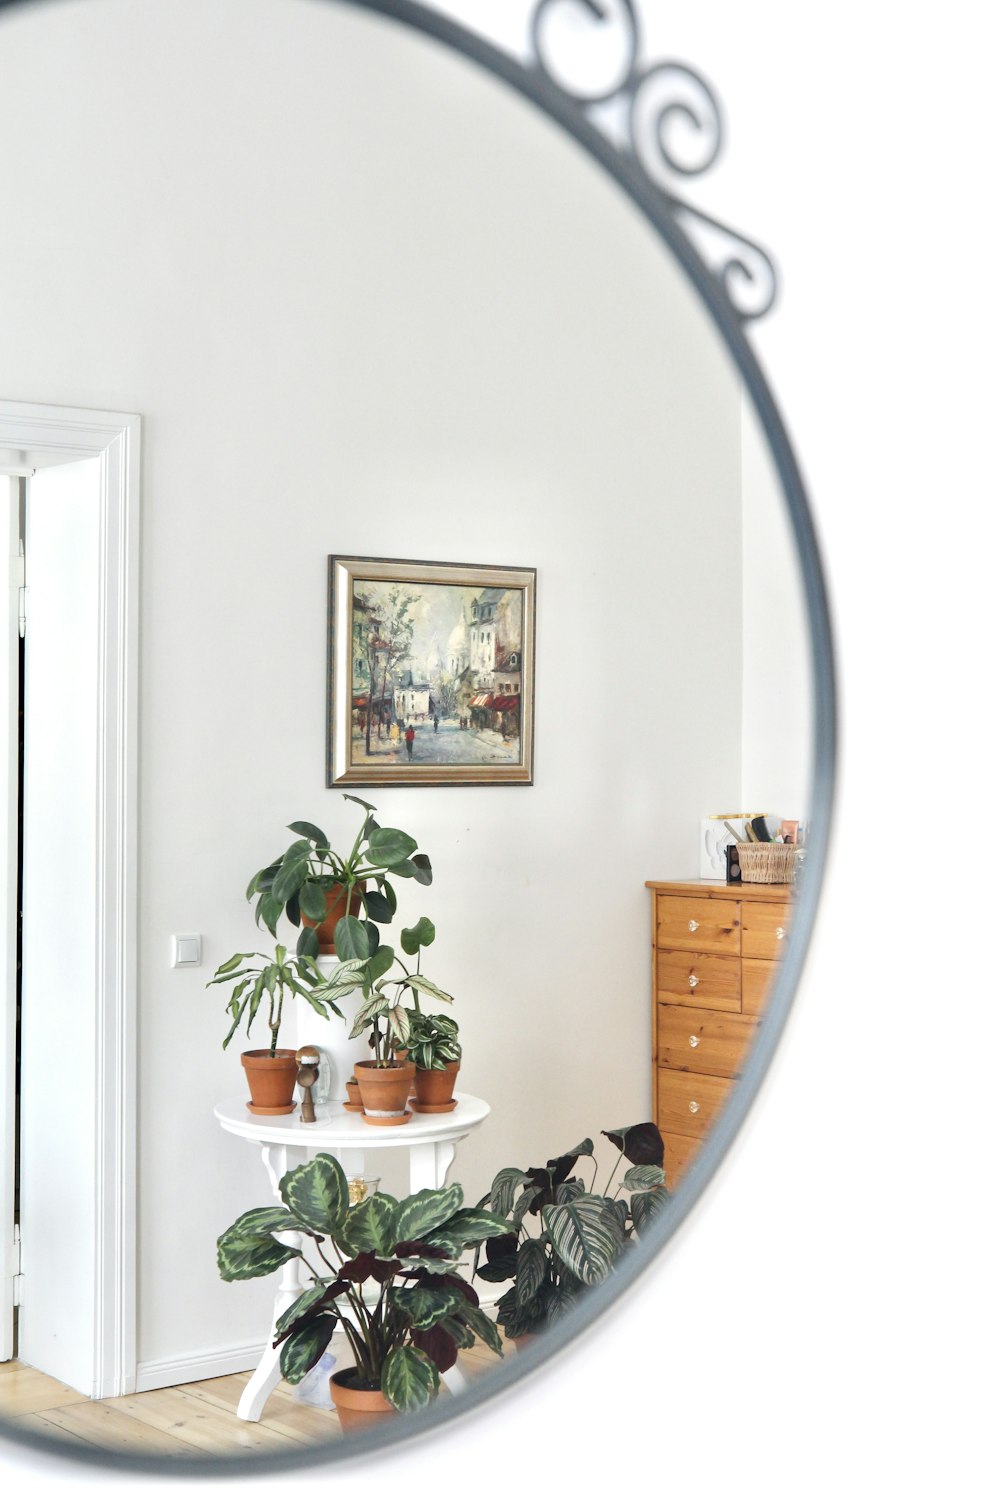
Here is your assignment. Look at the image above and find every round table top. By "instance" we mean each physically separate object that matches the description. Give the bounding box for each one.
[214,1092,490,1148]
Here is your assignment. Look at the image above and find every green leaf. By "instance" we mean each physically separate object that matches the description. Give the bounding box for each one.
[216,1209,300,1283]
[342,793,377,813]
[381,1346,439,1413]
[456,1302,505,1357]
[214,952,251,977]
[279,1154,349,1236]
[279,1320,336,1385]
[361,888,394,924]
[387,1005,410,1046]
[271,857,308,906]
[411,853,433,886]
[287,820,330,849]
[622,1165,667,1193]
[274,1280,336,1338]
[431,1208,513,1249]
[284,892,301,928]
[390,1285,463,1331]
[541,1195,620,1286]
[340,1194,398,1257]
[514,1237,549,1306]
[296,926,320,959]
[258,891,284,936]
[380,879,398,915]
[489,1168,534,1219]
[632,1187,670,1234]
[366,827,418,868]
[393,1183,464,1245]
[298,880,329,922]
[401,917,435,954]
[403,974,453,1005]
[365,945,396,984]
[333,915,372,960]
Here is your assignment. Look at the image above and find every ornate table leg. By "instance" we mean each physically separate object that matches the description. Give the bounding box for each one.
[237,1142,309,1422]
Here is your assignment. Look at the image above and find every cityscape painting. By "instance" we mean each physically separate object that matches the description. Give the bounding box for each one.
[327,556,536,786]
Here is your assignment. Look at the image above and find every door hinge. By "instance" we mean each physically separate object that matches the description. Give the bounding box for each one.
[17,540,26,639]
[11,1224,23,1307]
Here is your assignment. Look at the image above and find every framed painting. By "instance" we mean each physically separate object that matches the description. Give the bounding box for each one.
[327,555,536,787]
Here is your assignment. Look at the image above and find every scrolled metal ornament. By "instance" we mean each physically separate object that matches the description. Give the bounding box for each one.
[528,0,777,322]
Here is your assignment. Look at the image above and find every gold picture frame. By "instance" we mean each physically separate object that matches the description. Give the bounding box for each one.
[327,555,536,787]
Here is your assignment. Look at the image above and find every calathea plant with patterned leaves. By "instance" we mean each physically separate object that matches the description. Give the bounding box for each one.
[217,1153,509,1418]
[474,1122,669,1341]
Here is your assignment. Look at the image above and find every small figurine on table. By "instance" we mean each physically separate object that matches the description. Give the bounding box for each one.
[295,1046,321,1124]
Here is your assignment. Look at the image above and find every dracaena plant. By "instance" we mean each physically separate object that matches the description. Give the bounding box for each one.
[216,1153,509,1412]
[312,911,454,1067]
[208,944,340,1057]
[246,794,433,959]
[474,1122,669,1340]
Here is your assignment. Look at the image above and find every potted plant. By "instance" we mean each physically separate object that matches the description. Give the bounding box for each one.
[311,914,454,1127]
[474,1121,669,1342]
[216,1152,509,1426]
[406,1011,461,1112]
[208,943,343,1114]
[245,795,433,958]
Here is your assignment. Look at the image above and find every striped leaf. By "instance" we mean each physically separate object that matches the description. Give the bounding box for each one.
[623,1165,667,1192]
[489,1168,534,1219]
[390,1285,464,1330]
[279,1154,348,1236]
[541,1194,620,1286]
[278,1319,336,1384]
[381,1346,439,1413]
[340,1193,398,1257]
[456,1302,505,1357]
[216,1216,299,1283]
[393,1183,463,1246]
[514,1237,549,1306]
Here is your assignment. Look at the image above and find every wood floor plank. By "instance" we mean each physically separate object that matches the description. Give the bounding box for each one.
[11,1411,102,1451]
[102,1386,305,1456]
[36,1401,203,1458]
[0,1362,90,1418]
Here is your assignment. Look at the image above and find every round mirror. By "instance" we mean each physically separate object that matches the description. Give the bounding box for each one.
[0,0,832,1476]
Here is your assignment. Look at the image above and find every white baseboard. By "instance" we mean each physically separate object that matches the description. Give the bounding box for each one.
[135,1340,266,1392]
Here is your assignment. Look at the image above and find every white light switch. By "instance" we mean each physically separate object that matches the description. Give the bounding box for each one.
[172,933,202,968]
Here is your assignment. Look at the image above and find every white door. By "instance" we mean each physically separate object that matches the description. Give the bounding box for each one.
[0,478,19,1363]
[19,458,102,1393]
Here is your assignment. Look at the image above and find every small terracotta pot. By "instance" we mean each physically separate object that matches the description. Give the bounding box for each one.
[356,1060,415,1125]
[412,1060,460,1112]
[301,883,364,955]
[329,1370,395,1431]
[241,1049,299,1115]
[343,1077,363,1111]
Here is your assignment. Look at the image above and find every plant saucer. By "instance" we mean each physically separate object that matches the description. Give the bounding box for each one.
[361,1109,414,1128]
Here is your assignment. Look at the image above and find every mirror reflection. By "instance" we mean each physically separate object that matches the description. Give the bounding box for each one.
[0,0,816,1467]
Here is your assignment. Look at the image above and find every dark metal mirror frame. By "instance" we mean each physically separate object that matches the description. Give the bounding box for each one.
[0,0,836,1476]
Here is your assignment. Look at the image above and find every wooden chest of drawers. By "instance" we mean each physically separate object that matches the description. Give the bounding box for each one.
[647,879,793,1190]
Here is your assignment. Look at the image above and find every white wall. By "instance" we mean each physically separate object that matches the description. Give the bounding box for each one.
[0,0,809,1387]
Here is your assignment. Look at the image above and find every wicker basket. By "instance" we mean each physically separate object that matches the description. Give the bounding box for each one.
[735,841,798,884]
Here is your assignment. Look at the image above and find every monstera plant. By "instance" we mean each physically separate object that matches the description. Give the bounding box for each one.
[474,1122,669,1341]
[246,794,433,959]
[217,1152,509,1422]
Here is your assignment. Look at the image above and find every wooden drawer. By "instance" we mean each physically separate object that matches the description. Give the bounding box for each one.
[662,1132,702,1192]
[742,957,777,1016]
[655,950,741,1012]
[655,895,741,956]
[741,900,792,960]
[657,1067,732,1140]
[657,1003,757,1078]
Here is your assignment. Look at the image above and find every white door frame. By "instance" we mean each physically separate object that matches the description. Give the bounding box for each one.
[0,398,140,1397]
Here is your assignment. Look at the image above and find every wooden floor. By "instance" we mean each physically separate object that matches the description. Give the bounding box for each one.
[0,1332,509,1461]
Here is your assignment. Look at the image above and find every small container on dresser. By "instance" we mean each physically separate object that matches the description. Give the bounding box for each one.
[646,879,793,1190]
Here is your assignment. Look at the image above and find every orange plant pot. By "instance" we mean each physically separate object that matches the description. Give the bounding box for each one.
[301,883,364,955]
[241,1049,299,1115]
[356,1060,415,1125]
[329,1371,396,1431]
[412,1061,460,1113]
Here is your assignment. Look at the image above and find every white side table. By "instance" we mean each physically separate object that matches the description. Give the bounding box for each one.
[214,1093,490,1421]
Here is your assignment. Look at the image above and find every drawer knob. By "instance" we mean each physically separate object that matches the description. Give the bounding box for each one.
[688,974,699,989]
[687,919,699,932]
[688,1100,700,1114]
[775,926,786,940]
[689,1035,700,1048]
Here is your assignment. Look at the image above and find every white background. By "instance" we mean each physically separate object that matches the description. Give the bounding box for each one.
[1,0,996,1493]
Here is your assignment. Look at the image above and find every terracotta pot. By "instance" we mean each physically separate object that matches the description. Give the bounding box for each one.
[513,1332,538,1351]
[356,1059,415,1126]
[241,1049,299,1115]
[412,1060,460,1113]
[301,882,364,955]
[343,1077,363,1111]
[329,1370,395,1431]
